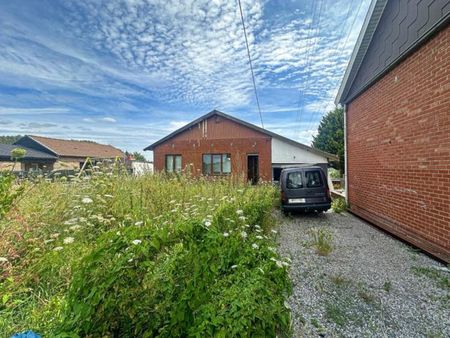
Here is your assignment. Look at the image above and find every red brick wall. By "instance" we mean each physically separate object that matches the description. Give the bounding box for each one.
[153,115,272,181]
[347,26,450,262]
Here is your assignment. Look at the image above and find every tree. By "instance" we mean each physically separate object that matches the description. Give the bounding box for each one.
[10,148,27,172]
[312,107,344,173]
[0,135,22,144]
[132,152,146,162]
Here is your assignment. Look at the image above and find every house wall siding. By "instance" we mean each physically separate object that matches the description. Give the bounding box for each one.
[153,115,272,181]
[346,25,450,262]
[345,0,450,101]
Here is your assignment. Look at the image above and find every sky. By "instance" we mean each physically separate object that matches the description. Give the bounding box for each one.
[0,0,371,160]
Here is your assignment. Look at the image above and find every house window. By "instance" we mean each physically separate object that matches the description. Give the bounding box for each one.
[165,155,182,172]
[202,153,231,175]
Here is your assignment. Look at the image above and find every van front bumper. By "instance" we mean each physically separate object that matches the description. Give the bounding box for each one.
[282,202,331,212]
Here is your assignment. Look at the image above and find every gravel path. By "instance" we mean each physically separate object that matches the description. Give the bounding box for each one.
[277,211,450,338]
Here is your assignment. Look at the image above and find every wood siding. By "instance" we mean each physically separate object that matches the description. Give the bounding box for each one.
[153,115,272,181]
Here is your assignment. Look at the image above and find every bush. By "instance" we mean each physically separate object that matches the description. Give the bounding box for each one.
[0,172,291,337]
[0,173,24,220]
[331,198,347,213]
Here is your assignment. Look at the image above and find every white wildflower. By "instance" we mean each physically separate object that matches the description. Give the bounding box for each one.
[254,224,261,229]
[53,246,63,251]
[131,239,142,245]
[223,232,229,237]
[204,221,212,227]
[231,265,238,269]
[236,210,244,215]
[50,233,60,238]
[252,243,259,250]
[63,237,74,244]
[206,214,213,219]
[134,221,144,226]
[271,229,278,234]
[239,216,246,221]
[256,235,263,240]
[244,224,250,228]
[69,225,81,231]
[81,197,93,204]
[240,231,248,239]
[0,257,8,263]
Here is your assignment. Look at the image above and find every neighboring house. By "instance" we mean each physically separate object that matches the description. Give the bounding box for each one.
[0,144,57,171]
[144,110,337,183]
[14,135,125,170]
[336,0,449,261]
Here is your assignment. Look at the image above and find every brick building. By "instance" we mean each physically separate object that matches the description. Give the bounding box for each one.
[336,0,449,261]
[145,110,337,183]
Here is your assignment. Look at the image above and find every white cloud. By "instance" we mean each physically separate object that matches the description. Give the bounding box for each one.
[169,120,189,130]
[102,117,117,123]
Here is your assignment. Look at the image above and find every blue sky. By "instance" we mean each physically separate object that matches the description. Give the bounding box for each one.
[0,0,371,159]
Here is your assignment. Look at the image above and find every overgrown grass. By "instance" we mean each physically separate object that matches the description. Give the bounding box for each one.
[331,197,347,213]
[309,228,333,256]
[0,170,291,337]
[411,266,450,290]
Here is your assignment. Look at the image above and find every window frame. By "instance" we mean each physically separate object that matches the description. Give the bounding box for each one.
[165,154,182,173]
[202,153,231,176]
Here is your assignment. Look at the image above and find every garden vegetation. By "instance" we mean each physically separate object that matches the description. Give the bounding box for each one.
[0,169,291,337]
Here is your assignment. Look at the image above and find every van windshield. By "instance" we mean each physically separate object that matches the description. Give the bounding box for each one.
[287,172,303,189]
[305,171,323,188]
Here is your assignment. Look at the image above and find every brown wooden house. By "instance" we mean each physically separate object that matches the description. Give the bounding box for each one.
[144,110,337,183]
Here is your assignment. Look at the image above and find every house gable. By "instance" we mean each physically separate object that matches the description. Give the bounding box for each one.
[152,112,269,151]
[337,0,450,104]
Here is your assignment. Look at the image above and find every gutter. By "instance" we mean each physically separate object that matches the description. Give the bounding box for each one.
[344,104,348,202]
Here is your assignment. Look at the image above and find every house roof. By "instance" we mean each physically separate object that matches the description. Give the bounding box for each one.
[0,144,57,161]
[336,0,450,105]
[21,135,125,159]
[144,110,338,161]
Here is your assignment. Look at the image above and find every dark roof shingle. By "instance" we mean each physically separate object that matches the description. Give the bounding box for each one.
[0,144,57,161]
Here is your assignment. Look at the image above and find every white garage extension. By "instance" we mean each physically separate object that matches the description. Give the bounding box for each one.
[271,136,337,182]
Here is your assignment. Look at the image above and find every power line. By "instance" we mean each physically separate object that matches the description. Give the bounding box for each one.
[306,0,363,137]
[295,0,325,138]
[237,0,264,128]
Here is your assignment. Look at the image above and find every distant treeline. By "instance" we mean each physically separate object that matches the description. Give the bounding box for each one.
[0,135,22,144]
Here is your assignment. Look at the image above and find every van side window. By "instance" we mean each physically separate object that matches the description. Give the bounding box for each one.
[287,172,303,189]
[305,171,323,187]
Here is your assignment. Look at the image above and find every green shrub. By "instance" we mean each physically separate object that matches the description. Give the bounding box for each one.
[1,172,291,337]
[331,198,347,213]
[0,173,24,220]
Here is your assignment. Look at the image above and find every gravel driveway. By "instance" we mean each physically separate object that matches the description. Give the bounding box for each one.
[277,211,449,338]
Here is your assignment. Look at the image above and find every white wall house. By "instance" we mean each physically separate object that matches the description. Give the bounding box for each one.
[271,137,335,181]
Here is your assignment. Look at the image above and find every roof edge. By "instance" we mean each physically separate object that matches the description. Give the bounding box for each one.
[335,0,388,105]
[144,110,338,161]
